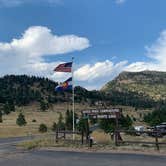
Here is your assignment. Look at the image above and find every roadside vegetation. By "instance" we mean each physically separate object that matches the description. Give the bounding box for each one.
[144,107,166,126]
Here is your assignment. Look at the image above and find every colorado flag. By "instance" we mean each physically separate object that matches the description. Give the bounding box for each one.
[55,77,72,91]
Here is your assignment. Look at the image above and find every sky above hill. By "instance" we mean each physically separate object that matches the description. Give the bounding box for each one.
[0,0,166,89]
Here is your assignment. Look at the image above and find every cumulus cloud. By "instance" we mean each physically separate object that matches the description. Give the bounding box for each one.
[0,25,127,90]
[73,60,127,89]
[75,60,127,82]
[125,30,166,72]
[0,26,90,76]
[51,29,166,89]
[1,26,166,90]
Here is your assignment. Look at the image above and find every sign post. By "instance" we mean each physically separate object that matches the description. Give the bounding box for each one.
[82,108,122,145]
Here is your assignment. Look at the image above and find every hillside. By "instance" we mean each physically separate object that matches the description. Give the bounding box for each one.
[0,75,105,107]
[102,70,166,102]
[0,72,166,111]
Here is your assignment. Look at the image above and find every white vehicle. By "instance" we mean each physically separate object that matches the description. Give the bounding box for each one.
[134,126,144,132]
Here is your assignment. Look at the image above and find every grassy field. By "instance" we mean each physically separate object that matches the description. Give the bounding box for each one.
[0,103,151,138]
[0,102,96,138]
[18,131,166,154]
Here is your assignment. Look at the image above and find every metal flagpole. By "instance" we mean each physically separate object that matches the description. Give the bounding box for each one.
[72,57,75,140]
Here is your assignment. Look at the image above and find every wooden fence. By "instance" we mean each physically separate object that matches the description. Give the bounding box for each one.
[115,130,166,150]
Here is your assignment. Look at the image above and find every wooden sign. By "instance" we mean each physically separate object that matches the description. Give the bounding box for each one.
[82,109,121,119]
[90,114,117,119]
[82,109,120,114]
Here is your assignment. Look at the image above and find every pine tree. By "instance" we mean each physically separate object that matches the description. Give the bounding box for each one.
[39,123,47,133]
[52,122,57,131]
[40,100,48,111]
[9,101,15,112]
[57,113,65,130]
[3,102,10,115]
[16,112,27,126]
[65,110,72,130]
[0,110,3,123]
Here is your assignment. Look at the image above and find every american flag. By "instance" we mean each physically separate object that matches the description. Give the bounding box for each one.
[54,62,72,72]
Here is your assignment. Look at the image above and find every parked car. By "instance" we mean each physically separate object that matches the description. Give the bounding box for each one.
[134,126,145,136]
[147,124,166,137]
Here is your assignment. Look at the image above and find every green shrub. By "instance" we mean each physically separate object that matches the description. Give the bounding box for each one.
[0,110,2,123]
[16,113,27,126]
[144,107,166,126]
[39,123,47,133]
[32,119,37,123]
[52,122,57,131]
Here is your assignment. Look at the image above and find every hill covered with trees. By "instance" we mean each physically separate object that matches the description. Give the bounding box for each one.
[0,71,166,113]
[0,75,106,108]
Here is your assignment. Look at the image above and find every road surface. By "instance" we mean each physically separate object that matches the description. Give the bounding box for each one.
[0,137,166,166]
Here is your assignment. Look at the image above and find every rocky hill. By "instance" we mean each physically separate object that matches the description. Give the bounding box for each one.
[101,70,166,101]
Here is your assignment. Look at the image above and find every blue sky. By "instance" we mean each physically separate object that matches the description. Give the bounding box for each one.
[0,0,166,89]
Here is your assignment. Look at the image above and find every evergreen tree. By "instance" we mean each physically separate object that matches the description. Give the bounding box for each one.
[9,101,15,112]
[119,114,133,129]
[16,112,27,126]
[39,123,47,133]
[65,110,78,130]
[0,110,3,123]
[77,118,89,134]
[52,122,57,131]
[99,114,133,133]
[40,100,49,111]
[144,107,166,126]
[57,113,65,130]
[65,110,72,130]
[3,102,10,115]
[99,119,115,133]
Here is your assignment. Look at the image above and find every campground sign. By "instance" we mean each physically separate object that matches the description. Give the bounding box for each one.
[82,109,121,119]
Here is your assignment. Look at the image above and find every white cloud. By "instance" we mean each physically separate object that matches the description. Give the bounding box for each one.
[125,30,166,72]
[146,30,166,65]
[115,0,126,4]
[0,26,90,76]
[73,60,127,89]
[75,60,127,82]
[0,25,128,90]
[53,29,166,89]
[1,26,166,90]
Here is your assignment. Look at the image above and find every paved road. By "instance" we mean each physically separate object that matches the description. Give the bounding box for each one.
[0,150,166,166]
[0,136,36,155]
[0,136,166,166]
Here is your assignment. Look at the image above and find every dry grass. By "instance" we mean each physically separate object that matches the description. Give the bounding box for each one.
[0,103,152,138]
[0,102,95,138]
[0,104,62,138]
[91,130,113,144]
[18,135,84,150]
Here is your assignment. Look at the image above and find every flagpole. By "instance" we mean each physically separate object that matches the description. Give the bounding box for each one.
[72,57,75,140]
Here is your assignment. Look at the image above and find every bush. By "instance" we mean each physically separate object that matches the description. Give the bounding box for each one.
[57,113,65,130]
[16,113,27,126]
[40,100,49,111]
[99,114,133,133]
[144,107,166,126]
[0,111,2,123]
[39,123,47,133]
[52,122,57,131]
[32,119,37,122]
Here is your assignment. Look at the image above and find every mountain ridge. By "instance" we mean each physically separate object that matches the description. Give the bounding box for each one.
[101,70,166,101]
[0,71,166,110]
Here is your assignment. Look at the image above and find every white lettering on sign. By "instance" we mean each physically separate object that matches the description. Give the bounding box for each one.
[82,109,120,114]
